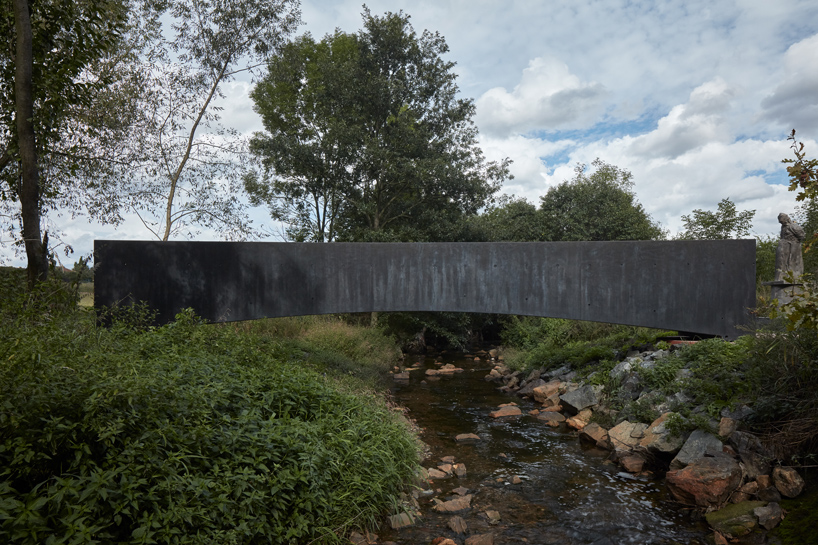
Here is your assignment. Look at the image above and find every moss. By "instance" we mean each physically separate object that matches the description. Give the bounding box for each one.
[773,482,818,545]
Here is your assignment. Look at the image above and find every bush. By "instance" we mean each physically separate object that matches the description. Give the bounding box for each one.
[1,300,420,543]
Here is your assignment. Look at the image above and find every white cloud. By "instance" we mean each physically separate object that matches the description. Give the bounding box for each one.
[476,57,607,136]
[760,33,818,132]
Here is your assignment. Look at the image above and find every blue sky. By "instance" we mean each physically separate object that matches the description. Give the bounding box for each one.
[3,0,818,266]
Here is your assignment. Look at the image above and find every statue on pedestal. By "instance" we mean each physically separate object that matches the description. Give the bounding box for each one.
[774,213,806,282]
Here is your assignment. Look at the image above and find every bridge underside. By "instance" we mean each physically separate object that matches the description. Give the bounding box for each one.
[94,240,756,339]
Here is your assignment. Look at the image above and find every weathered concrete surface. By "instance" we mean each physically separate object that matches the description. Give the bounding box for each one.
[94,240,755,338]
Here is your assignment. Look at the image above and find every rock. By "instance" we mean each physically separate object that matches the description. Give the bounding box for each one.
[432,539,456,545]
[666,457,743,507]
[454,463,467,477]
[739,481,759,496]
[441,455,456,463]
[729,431,771,479]
[721,404,754,421]
[490,405,522,418]
[705,501,766,539]
[718,417,738,438]
[537,411,566,427]
[448,515,468,534]
[528,409,540,416]
[388,512,415,529]
[670,430,723,470]
[433,494,472,513]
[757,486,782,502]
[754,502,783,530]
[773,466,805,498]
[488,349,499,359]
[438,463,453,474]
[565,408,593,430]
[485,510,501,525]
[532,380,561,403]
[511,475,522,484]
[607,421,648,454]
[452,486,469,495]
[541,393,563,410]
[525,368,541,382]
[579,422,611,449]
[639,413,685,455]
[465,534,494,545]
[428,468,450,480]
[560,384,599,414]
[393,371,410,380]
[517,378,547,397]
[620,453,646,473]
[756,474,771,488]
[455,433,482,444]
[546,365,571,379]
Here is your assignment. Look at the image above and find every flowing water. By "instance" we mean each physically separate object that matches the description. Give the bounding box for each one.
[379,352,711,545]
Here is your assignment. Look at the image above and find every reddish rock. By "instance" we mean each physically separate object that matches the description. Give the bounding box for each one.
[454,463,467,477]
[608,421,648,454]
[428,468,450,480]
[639,413,685,454]
[718,417,738,438]
[433,494,472,513]
[455,433,482,444]
[490,405,522,418]
[511,475,522,484]
[447,515,468,534]
[773,466,805,498]
[465,534,494,545]
[528,409,541,416]
[666,457,743,507]
[579,422,611,449]
[432,538,456,545]
[537,411,566,427]
[566,408,592,430]
[620,454,646,473]
[441,455,456,463]
[532,380,561,403]
[393,372,410,380]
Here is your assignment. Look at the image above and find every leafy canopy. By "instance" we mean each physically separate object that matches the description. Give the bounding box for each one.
[679,198,755,240]
[247,9,508,242]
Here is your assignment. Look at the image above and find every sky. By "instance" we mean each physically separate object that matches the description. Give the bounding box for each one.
[4,0,818,267]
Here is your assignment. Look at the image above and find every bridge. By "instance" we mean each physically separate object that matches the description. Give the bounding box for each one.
[94,239,756,339]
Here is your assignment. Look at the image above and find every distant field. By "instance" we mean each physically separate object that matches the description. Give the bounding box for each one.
[78,282,93,307]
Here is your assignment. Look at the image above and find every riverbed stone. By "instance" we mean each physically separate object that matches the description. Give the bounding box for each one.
[485,510,501,525]
[490,405,522,418]
[666,456,743,507]
[532,380,562,403]
[579,422,611,449]
[566,408,593,430]
[537,411,566,427]
[448,515,468,534]
[428,468,450,480]
[754,502,783,530]
[560,384,599,414]
[464,534,494,545]
[670,430,723,470]
[388,512,415,529]
[455,433,482,444]
[454,463,467,477]
[772,466,805,498]
[517,378,547,397]
[620,453,646,473]
[607,421,648,454]
[639,413,685,455]
[433,494,472,513]
[393,371,410,380]
[705,501,765,538]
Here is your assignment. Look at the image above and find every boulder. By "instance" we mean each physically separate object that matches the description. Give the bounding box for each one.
[532,380,562,403]
[718,417,738,438]
[639,413,685,454]
[559,384,599,414]
[607,421,648,454]
[705,501,766,539]
[729,431,771,479]
[620,453,646,473]
[579,422,611,449]
[490,405,522,418]
[754,502,783,530]
[448,515,468,534]
[541,393,563,410]
[537,411,566,427]
[670,430,723,470]
[455,433,482,444]
[433,494,472,513]
[773,466,805,498]
[566,408,593,430]
[517,378,547,397]
[666,456,743,507]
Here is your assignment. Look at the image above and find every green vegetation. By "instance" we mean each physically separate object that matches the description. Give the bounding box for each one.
[678,197,755,240]
[0,272,421,544]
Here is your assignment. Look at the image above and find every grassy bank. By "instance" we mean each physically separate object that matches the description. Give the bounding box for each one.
[0,270,420,544]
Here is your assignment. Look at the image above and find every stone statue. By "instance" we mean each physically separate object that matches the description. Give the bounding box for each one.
[774,212,806,282]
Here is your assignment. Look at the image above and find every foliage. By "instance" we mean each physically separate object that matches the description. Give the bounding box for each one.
[247,9,508,242]
[756,235,777,289]
[538,159,666,242]
[462,195,544,242]
[0,282,420,543]
[783,129,818,203]
[119,0,301,241]
[678,198,755,240]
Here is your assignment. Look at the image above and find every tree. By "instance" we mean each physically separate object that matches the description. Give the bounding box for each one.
[2,0,128,286]
[247,9,508,243]
[463,195,544,242]
[679,198,755,240]
[539,159,666,241]
[120,0,301,241]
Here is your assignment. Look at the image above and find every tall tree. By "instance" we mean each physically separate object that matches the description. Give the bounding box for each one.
[2,0,128,286]
[678,198,755,240]
[247,9,508,243]
[121,0,301,241]
[539,159,666,241]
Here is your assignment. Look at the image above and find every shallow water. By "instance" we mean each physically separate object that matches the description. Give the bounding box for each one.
[380,352,710,545]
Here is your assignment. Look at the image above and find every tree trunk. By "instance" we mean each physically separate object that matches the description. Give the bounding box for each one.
[13,0,48,288]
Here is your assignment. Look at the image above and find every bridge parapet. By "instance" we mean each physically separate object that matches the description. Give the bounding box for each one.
[94,240,756,339]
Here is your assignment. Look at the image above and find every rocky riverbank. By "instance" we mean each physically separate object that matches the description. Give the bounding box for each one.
[484,344,806,544]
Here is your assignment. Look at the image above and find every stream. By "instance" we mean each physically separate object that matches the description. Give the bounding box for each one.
[379,350,711,545]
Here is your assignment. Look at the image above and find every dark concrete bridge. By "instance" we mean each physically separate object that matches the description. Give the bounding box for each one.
[94,239,756,339]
